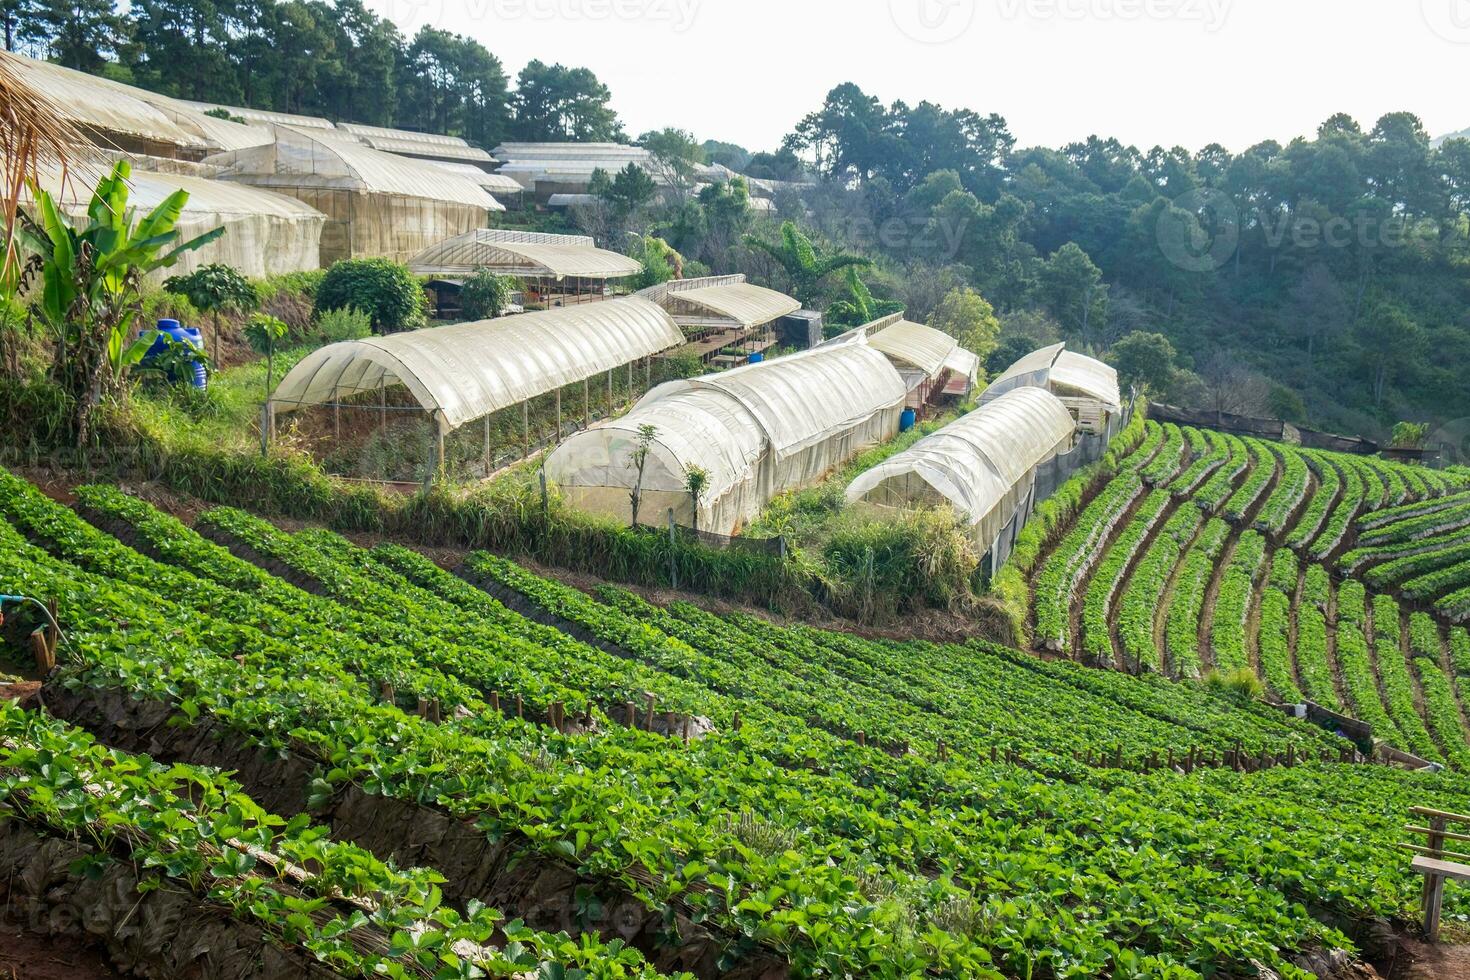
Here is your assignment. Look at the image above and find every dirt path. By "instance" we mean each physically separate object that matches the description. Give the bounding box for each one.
[1391,936,1470,980]
[0,922,126,980]
[1106,494,1187,671]
[1289,565,1308,693]
[1153,516,1206,678]
[1066,482,1150,661]
[1326,583,1353,710]
[1197,531,1236,675]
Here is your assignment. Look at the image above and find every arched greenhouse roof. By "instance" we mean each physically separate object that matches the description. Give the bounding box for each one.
[408,229,640,280]
[846,386,1076,532]
[982,342,1120,411]
[646,343,908,459]
[268,296,684,433]
[864,317,960,378]
[662,281,802,327]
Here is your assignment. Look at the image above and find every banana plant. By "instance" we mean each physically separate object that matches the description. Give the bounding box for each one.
[18,159,223,445]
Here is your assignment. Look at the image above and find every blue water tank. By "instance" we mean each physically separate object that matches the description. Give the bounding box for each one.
[141,319,207,389]
[899,407,917,432]
[747,351,764,364]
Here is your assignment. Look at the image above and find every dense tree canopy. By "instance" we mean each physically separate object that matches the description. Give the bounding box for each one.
[6,0,619,146]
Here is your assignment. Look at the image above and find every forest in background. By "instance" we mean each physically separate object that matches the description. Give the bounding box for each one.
[9,0,1470,440]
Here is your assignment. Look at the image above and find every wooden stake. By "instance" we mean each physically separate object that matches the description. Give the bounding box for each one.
[515,693,524,720]
[429,699,442,724]
[625,700,637,727]
[856,730,866,747]
[381,682,395,704]
[30,630,54,673]
[644,693,657,731]
[732,711,741,732]
[490,691,500,712]
[416,697,429,718]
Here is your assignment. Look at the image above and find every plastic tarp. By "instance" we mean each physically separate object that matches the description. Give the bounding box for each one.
[268,296,683,433]
[865,319,959,379]
[204,126,498,210]
[943,346,981,384]
[547,344,907,533]
[981,342,1064,402]
[664,282,801,327]
[409,228,639,279]
[31,166,324,278]
[3,53,267,155]
[1051,351,1122,411]
[846,386,1076,547]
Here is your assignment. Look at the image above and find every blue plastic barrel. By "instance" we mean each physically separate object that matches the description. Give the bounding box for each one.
[899,407,916,432]
[747,351,764,364]
[141,319,208,389]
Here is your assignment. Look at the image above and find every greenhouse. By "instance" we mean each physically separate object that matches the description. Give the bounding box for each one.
[845,386,1076,549]
[545,343,908,533]
[33,166,324,278]
[639,275,801,366]
[982,343,1122,433]
[410,229,642,308]
[6,52,270,159]
[337,123,496,166]
[265,295,684,469]
[203,126,500,264]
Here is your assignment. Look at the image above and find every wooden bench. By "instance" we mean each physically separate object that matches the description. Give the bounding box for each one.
[1405,806,1470,940]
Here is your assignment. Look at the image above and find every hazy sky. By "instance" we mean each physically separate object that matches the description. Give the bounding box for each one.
[367,0,1470,153]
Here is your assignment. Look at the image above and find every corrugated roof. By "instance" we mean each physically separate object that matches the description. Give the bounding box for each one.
[409,228,640,279]
[663,282,801,327]
[269,296,684,432]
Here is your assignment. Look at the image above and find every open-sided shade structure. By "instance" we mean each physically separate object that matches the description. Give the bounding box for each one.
[661,282,802,327]
[864,317,959,379]
[409,229,640,281]
[981,343,1121,432]
[267,296,684,435]
[546,344,908,533]
[846,386,1076,548]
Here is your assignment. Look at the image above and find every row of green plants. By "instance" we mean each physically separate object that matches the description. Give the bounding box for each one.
[1190,433,1250,514]
[15,469,1470,975]
[1078,488,1172,666]
[1369,593,1443,763]
[1208,532,1268,674]
[1257,553,1304,703]
[1162,519,1232,679]
[1358,488,1470,532]
[1406,612,1470,771]
[1284,452,1342,550]
[1117,504,1202,673]
[1222,438,1277,524]
[1165,428,1228,497]
[1307,453,1364,561]
[1137,422,1185,486]
[0,701,650,979]
[1253,444,1310,535]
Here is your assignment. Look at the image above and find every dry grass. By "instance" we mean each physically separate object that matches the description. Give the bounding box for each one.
[0,51,90,288]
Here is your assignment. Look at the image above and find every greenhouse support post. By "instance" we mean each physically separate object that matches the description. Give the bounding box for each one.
[539,469,549,520]
[668,508,678,590]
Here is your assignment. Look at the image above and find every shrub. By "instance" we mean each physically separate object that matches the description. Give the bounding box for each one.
[255,269,327,303]
[1204,667,1264,701]
[314,259,426,334]
[460,269,513,321]
[312,307,373,344]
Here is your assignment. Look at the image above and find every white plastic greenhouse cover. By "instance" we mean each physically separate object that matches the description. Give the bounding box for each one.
[943,346,981,384]
[982,343,1064,402]
[182,101,336,130]
[4,54,271,154]
[664,282,802,326]
[427,162,525,194]
[845,386,1076,545]
[1051,351,1122,411]
[409,228,640,279]
[204,126,499,210]
[865,319,959,378]
[546,344,908,533]
[653,344,907,459]
[32,166,324,278]
[268,296,683,433]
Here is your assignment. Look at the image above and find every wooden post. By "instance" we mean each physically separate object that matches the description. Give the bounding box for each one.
[625,701,637,727]
[522,400,530,456]
[380,682,395,705]
[555,388,562,442]
[732,711,741,732]
[380,385,387,438]
[668,509,679,590]
[1423,813,1448,939]
[30,630,54,673]
[490,691,500,712]
[483,415,491,465]
[607,368,613,413]
[429,699,442,724]
[515,693,524,719]
[333,399,340,441]
[539,468,549,521]
[856,731,866,747]
[583,378,590,429]
[682,715,691,744]
[643,692,657,731]
[416,696,429,718]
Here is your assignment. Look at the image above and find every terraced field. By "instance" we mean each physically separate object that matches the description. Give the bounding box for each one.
[4,466,1470,977]
[1018,417,1470,768]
